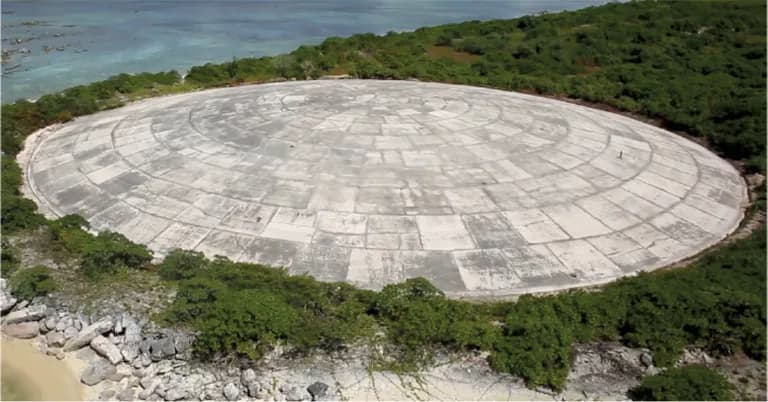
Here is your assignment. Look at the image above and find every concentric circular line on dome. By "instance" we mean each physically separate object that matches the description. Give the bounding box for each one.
[21,80,746,297]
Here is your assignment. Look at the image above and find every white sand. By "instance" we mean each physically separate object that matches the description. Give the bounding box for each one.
[1,336,86,401]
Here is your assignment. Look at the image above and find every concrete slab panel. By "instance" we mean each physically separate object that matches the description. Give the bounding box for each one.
[542,204,611,238]
[503,209,570,244]
[454,249,521,290]
[194,229,254,261]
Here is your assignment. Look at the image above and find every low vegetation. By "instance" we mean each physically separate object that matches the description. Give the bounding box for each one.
[0,0,765,396]
[154,228,765,391]
[9,265,57,300]
[45,215,152,277]
[1,239,21,278]
[629,365,735,401]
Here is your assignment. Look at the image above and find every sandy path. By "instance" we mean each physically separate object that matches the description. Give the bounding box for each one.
[1,336,85,401]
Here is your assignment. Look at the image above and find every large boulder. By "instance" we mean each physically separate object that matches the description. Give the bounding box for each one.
[149,337,176,361]
[123,315,141,343]
[173,333,194,358]
[108,364,132,382]
[139,375,161,396]
[286,386,309,401]
[0,279,17,313]
[121,315,142,363]
[247,381,261,398]
[4,305,47,324]
[55,316,72,332]
[81,359,117,386]
[307,382,329,401]
[116,387,135,402]
[164,384,188,401]
[63,326,78,339]
[43,317,57,331]
[121,342,140,363]
[46,331,66,347]
[3,321,40,339]
[241,368,257,386]
[91,335,123,365]
[0,280,16,309]
[64,317,113,351]
[223,383,240,401]
[99,388,116,400]
[640,352,653,368]
[113,315,124,335]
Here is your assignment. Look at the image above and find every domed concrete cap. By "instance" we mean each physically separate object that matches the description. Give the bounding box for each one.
[21,80,746,297]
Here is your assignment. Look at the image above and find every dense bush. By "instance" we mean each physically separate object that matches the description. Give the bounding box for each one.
[489,299,575,390]
[156,249,208,281]
[79,231,152,276]
[1,240,21,279]
[193,289,300,359]
[628,365,735,401]
[39,214,153,275]
[9,265,57,300]
[161,257,377,358]
[1,157,46,233]
[371,278,499,368]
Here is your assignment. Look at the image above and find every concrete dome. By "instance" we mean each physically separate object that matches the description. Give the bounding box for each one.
[21,80,746,297]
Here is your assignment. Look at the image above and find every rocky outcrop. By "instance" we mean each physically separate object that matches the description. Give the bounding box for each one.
[63,317,113,351]
[4,304,46,324]
[81,359,117,386]
[5,298,653,402]
[148,336,176,361]
[91,335,123,364]
[0,279,17,313]
[120,315,142,363]
[566,342,647,399]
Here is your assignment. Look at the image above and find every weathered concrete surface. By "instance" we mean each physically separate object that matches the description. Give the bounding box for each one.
[21,80,747,297]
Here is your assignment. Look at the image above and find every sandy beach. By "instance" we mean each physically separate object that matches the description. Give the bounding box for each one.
[1,336,86,401]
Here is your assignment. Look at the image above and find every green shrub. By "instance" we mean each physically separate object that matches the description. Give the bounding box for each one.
[489,300,574,391]
[79,231,152,276]
[157,249,208,281]
[1,239,20,278]
[192,290,300,359]
[372,278,499,364]
[629,365,735,401]
[1,157,46,233]
[9,265,57,300]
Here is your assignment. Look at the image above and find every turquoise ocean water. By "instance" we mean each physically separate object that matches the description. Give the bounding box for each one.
[1,0,608,102]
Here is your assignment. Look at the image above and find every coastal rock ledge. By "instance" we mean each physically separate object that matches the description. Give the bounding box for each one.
[2,295,656,401]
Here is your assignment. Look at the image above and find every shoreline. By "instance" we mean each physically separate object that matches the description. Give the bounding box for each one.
[1,335,88,401]
[0,299,647,402]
